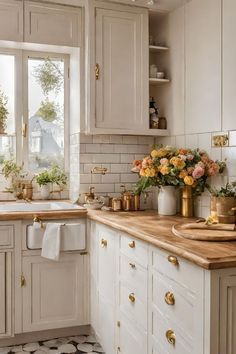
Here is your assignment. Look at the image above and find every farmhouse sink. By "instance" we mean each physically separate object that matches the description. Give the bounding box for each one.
[0,201,84,212]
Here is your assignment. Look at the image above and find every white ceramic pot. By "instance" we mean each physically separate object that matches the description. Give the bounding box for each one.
[157,186,177,216]
[40,184,50,200]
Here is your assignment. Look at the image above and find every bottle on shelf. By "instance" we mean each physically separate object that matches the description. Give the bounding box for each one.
[149,97,159,129]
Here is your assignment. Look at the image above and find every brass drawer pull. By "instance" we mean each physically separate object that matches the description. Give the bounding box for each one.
[165,291,175,305]
[101,238,107,248]
[128,292,135,303]
[95,63,100,80]
[21,275,26,287]
[168,255,179,266]
[129,262,136,269]
[166,329,176,345]
[129,240,135,248]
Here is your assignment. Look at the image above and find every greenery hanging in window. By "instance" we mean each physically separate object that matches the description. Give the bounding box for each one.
[0,89,9,134]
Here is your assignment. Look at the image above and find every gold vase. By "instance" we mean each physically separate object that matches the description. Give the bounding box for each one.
[180,186,194,217]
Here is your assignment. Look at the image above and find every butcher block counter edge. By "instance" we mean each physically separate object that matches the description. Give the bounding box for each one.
[88,210,236,270]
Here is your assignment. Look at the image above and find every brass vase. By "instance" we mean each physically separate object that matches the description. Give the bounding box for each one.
[180,186,194,217]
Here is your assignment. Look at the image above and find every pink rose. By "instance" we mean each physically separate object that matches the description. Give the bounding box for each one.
[207,162,219,176]
[192,165,205,179]
[160,158,169,165]
[186,154,194,161]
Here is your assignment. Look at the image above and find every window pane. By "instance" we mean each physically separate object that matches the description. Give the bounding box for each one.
[28,56,65,170]
[0,54,16,162]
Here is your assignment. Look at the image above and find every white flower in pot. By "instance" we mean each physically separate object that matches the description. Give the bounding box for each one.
[36,170,52,199]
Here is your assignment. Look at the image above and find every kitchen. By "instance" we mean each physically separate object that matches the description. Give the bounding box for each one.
[0,0,235,353]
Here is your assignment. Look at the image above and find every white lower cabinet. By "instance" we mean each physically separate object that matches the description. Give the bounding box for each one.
[22,253,89,332]
[0,252,12,338]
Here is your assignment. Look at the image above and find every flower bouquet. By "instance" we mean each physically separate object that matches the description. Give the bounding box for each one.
[132,145,226,215]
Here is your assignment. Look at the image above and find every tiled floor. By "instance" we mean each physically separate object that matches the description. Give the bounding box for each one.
[0,335,105,354]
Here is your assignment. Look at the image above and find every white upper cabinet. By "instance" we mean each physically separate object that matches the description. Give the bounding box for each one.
[24,1,82,47]
[185,0,221,134]
[222,0,236,131]
[0,0,23,42]
[94,3,148,134]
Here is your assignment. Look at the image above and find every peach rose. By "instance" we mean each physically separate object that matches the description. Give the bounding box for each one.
[184,175,194,186]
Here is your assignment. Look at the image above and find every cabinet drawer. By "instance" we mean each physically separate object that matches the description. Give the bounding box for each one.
[119,313,147,354]
[152,271,196,342]
[0,226,14,248]
[119,282,147,330]
[119,253,147,302]
[152,247,203,292]
[153,308,192,354]
[120,234,148,268]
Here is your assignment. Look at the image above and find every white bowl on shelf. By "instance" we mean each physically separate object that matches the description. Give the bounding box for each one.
[156,72,165,79]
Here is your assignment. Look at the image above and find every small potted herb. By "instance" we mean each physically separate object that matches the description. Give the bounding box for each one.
[36,165,67,199]
[208,182,236,220]
[0,89,9,134]
[36,170,52,199]
[1,160,24,196]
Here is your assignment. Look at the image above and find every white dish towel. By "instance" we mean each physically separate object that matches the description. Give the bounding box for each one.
[41,223,63,261]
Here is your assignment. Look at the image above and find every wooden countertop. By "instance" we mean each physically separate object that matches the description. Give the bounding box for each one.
[88,210,236,270]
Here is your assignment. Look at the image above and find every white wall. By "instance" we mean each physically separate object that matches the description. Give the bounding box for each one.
[157,0,236,218]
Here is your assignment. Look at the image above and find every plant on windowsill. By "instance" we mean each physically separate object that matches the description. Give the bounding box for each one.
[0,89,9,135]
[1,159,26,198]
[36,165,67,200]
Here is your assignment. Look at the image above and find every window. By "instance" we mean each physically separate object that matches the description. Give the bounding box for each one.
[0,53,16,163]
[0,49,69,171]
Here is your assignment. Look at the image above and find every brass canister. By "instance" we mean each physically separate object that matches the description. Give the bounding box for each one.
[122,191,135,211]
[134,195,140,211]
[22,183,33,200]
[180,186,194,217]
[112,198,122,211]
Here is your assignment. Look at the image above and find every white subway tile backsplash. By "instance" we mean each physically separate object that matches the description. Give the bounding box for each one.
[101,174,120,183]
[100,144,114,153]
[110,164,130,173]
[85,143,101,153]
[122,136,138,144]
[120,173,139,183]
[120,154,135,163]
[175,135,186,148]
[229,130,236,146]
[186,134,198,149]
[93,135,110,143]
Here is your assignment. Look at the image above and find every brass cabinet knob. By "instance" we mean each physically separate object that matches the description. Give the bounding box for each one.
[101,238,107,248]
[167,255,179,266]
[21,275,26,287]
[164,291,175,305]
[129,262,136,269]
[128,292,135,303]
[166,329,176,345]
[128,240,135,248]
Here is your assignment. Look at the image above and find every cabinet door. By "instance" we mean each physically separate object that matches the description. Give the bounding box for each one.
[24,1,82,47]
[22,254,89,332]
[222,0,236,130]
[185,0,221,134]
[95,6,148,133]
[97,225,117,354]
[0,252,12,338]
[0,0,23,41]
[220,275,236,354]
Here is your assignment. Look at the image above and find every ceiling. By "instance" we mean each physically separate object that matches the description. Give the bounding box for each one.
[104,0,188,12]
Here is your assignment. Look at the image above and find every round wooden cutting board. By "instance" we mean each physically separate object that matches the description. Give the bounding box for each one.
[172,223,236,241]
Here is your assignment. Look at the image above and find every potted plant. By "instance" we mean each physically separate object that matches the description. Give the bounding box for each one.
[36,170,52,199]
[1,160,24,197]
[0,89,9,134]
[208,182,236,222]
[36,165,67,199]
[132,146,226,216]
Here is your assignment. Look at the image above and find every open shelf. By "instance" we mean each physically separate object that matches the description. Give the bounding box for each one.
[149,45,169,53]
[0,133,15,137]
[149,78,170,85]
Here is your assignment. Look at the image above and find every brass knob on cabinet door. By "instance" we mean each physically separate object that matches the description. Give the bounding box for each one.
[128,240,135,248]
[129,262,136,269]
[164,291,175,305]
[101,238,107,248]
[167,255,179,266]
[166,329,176,345]
[128,293,136,303]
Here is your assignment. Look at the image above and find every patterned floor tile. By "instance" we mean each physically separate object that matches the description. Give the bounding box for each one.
[0,335,105,354]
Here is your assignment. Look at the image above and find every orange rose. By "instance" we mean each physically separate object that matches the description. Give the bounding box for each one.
[184,175,194,186]
[160,166,169,175]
